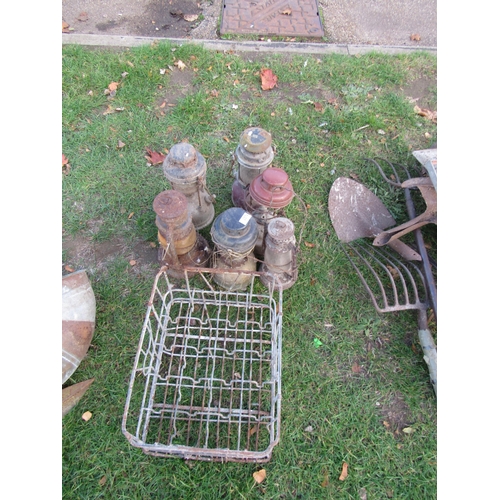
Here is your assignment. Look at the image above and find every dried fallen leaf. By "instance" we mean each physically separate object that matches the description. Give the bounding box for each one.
[102,105,114,115]
[145,148,166,165]
[351,362,362,373]
[129,260,137,266]
[253,469,266,484]
[387,265,399,279]
[314,102,324,112]
[117,140,126,149]
[383,421,390,428]
[175,60,187,71]
[260,68,278,91]
[249,425,259,436]
[62,154,71,175]
[62,21,70,33]
[183,14,199,22]
[339,462,348,481]
[99,476,107,486]
[77,12,88,22]
[280,8,292,15]
[304,241,315,248]
[108,82,119,92]
[82,411,92,421]
[64,265,75,273]
[403,427,414,434]
[414,105,437,123]
[128,212,134,219]
[321,472,329,487]
[410,33,421,41]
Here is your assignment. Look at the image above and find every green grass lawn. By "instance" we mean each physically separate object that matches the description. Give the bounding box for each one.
[62,41,437,499]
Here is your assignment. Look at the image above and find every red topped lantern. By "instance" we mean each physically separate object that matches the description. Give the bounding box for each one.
[246,167,295,256]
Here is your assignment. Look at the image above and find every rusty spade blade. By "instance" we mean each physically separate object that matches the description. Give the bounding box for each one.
[328,177,421,261]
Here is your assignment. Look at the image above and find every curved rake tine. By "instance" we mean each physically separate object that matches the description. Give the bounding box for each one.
[342,241,428,313]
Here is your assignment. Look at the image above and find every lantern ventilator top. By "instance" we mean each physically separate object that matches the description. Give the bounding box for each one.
[162,143,207,184]
[267,217,296,244]
[211,207,258,255]
[235,128,274,167]
[152,189,187,222]
[249,167,294,209]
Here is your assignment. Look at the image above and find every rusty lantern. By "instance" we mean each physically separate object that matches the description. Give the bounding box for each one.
[162,142,215,230]
[153,190,212,278]
[210,207,258,290]
[232,127,274,209]
[260,217,298,290]
[246,167,295,257]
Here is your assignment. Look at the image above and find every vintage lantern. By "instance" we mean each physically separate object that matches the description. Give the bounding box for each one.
[232,127,274,209]
[153,190,212,278]
[210,207,258,290]
[260,217,298,290]
[162,142,215,230]
[246,167,295,257]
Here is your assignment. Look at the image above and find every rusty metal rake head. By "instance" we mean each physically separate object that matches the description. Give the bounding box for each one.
[341,239,429,315]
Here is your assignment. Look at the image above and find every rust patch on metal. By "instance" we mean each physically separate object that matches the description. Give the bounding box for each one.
[62,320,95,380]
[220,0,324,38]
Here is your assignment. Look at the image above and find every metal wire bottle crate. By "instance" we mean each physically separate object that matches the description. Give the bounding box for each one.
[122,266,283,462]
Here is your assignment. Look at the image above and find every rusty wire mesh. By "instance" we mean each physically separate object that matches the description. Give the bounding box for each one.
[122,267,282,462]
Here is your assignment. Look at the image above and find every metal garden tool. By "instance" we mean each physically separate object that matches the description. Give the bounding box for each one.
[328,177,421,261]
[373,176,437,246]
[330,158,437,396]
[364,156,437,320]
[337,240,437,395]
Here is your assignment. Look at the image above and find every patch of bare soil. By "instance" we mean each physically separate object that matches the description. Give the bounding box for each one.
[402,75,437,110]
[379,391,413,435]
[62,233,160,278]
[156,68,198,111]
